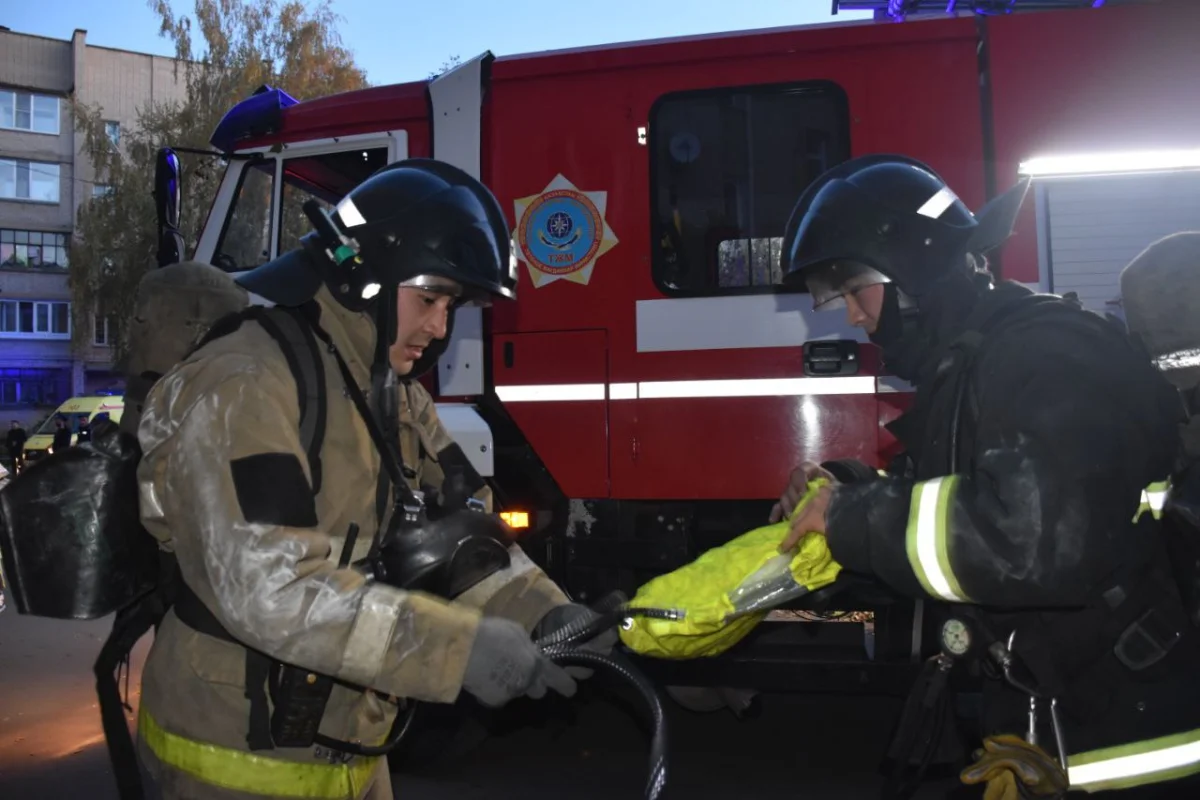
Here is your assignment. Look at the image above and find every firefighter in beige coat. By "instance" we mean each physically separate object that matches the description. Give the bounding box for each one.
[134,160,599,799]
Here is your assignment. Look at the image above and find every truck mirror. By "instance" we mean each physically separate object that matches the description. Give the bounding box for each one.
[154,147,185,268]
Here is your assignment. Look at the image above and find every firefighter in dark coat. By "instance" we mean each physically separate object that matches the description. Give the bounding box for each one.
[771,155,1200,798]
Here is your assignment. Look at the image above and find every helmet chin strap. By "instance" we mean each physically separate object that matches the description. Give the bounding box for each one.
[371,287,403,462]
[871,284,928,383]
[869,284,910,349]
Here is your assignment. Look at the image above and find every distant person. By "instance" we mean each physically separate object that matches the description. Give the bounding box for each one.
[76,415,92,444]
[90,412,115,439]
[51,417,72,453]
[6,420,26,471]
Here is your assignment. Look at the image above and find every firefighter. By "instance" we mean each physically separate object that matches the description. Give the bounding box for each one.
[771,154,1200,798]
[1120,231,1200,631]
[134,159,608,800]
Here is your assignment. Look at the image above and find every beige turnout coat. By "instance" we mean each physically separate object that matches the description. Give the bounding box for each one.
[134,285,568,799]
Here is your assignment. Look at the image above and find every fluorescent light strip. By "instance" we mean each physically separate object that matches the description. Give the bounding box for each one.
[1019,148,1200,177]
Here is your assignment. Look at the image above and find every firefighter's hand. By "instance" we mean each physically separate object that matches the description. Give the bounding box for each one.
[461,617,577,708]
[960,734,1069,800]
[769,462,837,524]
[534,603,618,680]
[778,483,833,553]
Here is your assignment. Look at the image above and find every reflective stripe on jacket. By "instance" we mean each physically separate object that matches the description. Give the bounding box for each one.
[1068,725,1200,793]
[140,707,380,799]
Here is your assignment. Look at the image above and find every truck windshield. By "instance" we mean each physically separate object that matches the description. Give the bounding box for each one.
[213,146,391,271]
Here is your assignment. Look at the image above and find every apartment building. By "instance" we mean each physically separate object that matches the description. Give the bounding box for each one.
[0,27,184,427]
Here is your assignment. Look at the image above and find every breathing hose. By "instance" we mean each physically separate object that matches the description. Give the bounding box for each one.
[534,591,680,800]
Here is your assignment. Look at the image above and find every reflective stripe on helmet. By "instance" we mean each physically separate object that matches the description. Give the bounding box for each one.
[335,196,367,229]
[916,186,959,219]
[1068,726,1200,793]
[905,476,971,603]
[139,707,380,798]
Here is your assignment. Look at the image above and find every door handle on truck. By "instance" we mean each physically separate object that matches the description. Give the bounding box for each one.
[803,340,859,376]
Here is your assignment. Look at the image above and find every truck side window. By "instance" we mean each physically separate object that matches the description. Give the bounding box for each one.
[649,82,850,296]
[214,160,274,271]
[277,147,391,255]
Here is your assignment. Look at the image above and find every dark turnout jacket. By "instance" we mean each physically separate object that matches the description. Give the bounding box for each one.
[827,281,1200,794]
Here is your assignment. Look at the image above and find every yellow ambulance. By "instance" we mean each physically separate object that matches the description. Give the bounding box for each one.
[21,393,125,465]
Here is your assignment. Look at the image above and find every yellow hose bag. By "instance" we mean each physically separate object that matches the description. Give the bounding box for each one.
[618,480,842,660]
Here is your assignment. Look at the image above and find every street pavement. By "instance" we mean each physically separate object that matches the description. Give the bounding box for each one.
[0,608,965,799]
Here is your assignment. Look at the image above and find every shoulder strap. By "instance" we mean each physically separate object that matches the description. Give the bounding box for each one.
[189,304,328,495]
[252,306,328,496]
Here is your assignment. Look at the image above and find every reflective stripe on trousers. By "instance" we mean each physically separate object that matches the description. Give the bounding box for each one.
[1068,727,1200,793]
[139,707,380,799]
[905,475,971,603]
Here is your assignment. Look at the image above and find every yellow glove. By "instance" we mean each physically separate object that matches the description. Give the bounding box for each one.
[960,734,1069,800]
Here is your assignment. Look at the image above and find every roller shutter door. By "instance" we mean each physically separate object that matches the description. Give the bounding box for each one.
[1045,170,1200,313]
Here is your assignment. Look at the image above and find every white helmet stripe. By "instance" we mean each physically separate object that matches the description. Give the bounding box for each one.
[335,196,367,228]
[917,187,958,219]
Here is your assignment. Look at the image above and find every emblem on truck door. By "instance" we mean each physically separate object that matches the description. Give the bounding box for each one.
[513,174,619,288]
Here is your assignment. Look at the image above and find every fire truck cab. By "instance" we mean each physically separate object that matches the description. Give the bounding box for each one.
[184,0,1200,694]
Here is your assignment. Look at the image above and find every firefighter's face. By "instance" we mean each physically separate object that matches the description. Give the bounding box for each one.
[845,283,885,334]
[390,286,455,375]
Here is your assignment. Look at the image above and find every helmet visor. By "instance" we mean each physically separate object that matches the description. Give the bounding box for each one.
[803,260,893,310]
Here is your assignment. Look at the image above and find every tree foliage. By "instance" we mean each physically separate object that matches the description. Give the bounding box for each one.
[429,54,462,80]
[70,0,367,362]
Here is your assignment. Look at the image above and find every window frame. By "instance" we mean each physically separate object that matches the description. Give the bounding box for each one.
[0,89,61,136]
[93,314,111,347]
[195,129,409,268]
[646,79,851,299]
[274,145,394,257]
[0,158,62,203]
[0,228,70,268]
[211,155,276,271]
[104,120,121,149]
[0,299,71,339]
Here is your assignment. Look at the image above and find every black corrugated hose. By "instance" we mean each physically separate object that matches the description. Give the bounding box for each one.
[535,591,679,800]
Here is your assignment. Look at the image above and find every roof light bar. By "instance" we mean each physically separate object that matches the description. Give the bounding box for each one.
[1019,149,1200,178]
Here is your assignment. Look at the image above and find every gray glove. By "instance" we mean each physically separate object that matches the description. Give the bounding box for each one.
[461,617,577,708]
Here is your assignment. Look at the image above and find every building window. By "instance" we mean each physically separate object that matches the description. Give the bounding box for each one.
[94,314,112,346]
[0,159,61,203]
[92,184,112,199]
[0,229,69,268]
[649,81,851,296]
[0,300,71,339]
[104,120,121,148]
[0,89,60,135]
[0,368,70,407]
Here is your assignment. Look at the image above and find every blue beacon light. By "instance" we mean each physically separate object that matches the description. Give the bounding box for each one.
[209,85,300,154]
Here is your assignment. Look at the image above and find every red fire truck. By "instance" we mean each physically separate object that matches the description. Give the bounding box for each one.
[168,0,1200,693]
